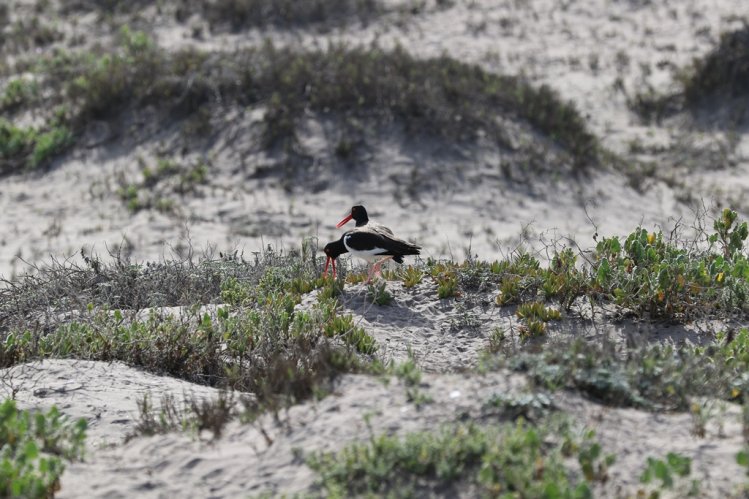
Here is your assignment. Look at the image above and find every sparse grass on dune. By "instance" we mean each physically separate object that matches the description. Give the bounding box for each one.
[631,25,749,123]
[2,211,748,412]
[130,390,236,441]
[58,0,384,30]
[0,242,376,418]
[0,248,275,332]
[308,418,609,498]
[683,25,749,106]
[188,0,384,30]
[2,212,749,495]
[1,28,600,176]
[0,13,63,57]
[501,331,749,411]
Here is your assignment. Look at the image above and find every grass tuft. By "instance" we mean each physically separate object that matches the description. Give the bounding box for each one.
[131,391,237,441]
[308,419,601,498]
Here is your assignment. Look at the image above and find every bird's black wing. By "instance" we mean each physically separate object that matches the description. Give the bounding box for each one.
[346,228,421,256]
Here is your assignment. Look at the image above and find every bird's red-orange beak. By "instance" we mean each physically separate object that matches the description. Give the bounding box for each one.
[336,213,353,228]
[323,256,337,278]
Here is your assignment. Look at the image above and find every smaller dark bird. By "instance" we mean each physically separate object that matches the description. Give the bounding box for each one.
[322,238,347,279]
[323,228,421,281]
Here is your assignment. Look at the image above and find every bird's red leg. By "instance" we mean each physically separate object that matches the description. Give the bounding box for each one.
[373,257,390,278]
[323,256,330,277]
[332,258,337,278]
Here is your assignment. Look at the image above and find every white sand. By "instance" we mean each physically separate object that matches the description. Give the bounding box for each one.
[2,279,745,497]
[2,359,746,497]
[2,0,749,496]
[1,0,747,277]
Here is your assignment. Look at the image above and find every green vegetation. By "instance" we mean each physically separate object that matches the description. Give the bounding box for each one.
[0,399,86,499]
[0,119,72,173]
[308,420,605,498]
[504,328,749,411]
[430,263,460,299]
[367,281,394,305]
[483,392,553,422]
[1,27,600,178]
[319,298,378,354]
[684,26,749,106]
[0,78,39,111]
[191,0,383,30]
[116,156,209,213]
[401,266,423,288]
[640,452,697,495]
[631,25,749,122]
[738,448,749,475]
[392,355,432,407]
[131,391,236,440]
[247,43,599,167]
[0,246,374,416]
[488,209,749,323]
[592,213,748,320]
[516,301,561,339]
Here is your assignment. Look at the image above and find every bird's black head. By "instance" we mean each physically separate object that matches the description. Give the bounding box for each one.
[324,238,347,260]
[350,205,369,226]
[323,237,348,278]
[336,205,369,228]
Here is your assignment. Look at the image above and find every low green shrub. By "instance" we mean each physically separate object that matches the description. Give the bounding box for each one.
[592,218,749,320]
[507,328,749,411]
[4,28,600,177]
[367,281,393,306]
[0,399,87,499]
[640,452,698,495]
[1,253,373,414]
[516,302,562,339]
[684,26,749,105]
[402,266,423,288]
[0,78,39,111]
[308,420,599,498]
[630,26,749,122]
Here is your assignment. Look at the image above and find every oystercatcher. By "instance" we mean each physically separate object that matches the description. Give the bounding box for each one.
[323,228,421,281]
[336,205,393,236]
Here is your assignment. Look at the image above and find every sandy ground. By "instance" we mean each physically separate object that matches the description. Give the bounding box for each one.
[2,0,749,497]
[1,0,747,278]
[2,358,746,498]
[2,282,745,497]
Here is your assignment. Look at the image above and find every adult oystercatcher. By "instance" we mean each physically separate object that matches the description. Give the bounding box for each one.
[323,228,421,281]
[336,205,393,236]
